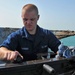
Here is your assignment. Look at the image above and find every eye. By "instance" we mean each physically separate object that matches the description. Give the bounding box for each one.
[30,18,35,21]
[23,18,28,21]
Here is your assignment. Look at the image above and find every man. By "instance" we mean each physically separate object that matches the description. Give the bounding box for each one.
[0,4,61,61]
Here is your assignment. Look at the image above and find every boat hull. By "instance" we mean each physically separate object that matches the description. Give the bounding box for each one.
[0,57,75,75]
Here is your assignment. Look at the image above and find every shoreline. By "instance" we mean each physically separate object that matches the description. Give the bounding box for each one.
[0,27,75,44]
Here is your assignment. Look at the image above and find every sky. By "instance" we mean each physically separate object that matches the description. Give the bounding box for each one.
[0,0,75,30]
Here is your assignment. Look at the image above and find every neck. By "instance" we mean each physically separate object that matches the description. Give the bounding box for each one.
[28,26,37,35]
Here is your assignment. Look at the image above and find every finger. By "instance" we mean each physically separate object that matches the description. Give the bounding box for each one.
[15,51,23,59]
[3,53,8,60]
[18,53,23,59]
[0,53,4,60]
[9,51,22,61]
[7,52,11,60]
[9,52,16,61]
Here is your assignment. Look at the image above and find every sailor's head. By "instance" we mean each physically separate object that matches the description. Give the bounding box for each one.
[21,4,39,32]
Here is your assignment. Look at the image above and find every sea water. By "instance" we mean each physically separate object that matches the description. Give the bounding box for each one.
[60,36,75,46]
[48,36,75,57]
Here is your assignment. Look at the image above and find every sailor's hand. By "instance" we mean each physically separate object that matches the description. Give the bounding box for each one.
[3,51,23,61]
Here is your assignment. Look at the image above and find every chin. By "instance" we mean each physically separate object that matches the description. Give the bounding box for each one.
[27,28,33,31]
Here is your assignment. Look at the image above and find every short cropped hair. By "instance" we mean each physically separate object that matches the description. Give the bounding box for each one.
[22,4,39,15]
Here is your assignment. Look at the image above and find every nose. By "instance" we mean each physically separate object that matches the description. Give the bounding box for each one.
[27,20,31,24]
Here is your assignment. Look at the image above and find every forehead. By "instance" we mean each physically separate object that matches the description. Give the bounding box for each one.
[22,4,38,15]
[22,10,37,18]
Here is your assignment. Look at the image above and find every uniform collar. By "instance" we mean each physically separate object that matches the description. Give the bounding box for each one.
[36,25,45,37]
[22,25,45,39]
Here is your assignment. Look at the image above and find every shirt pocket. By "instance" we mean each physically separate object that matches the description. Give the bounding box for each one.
[21,47,29,51]
[38,45,48,53]
[21,47,31,54]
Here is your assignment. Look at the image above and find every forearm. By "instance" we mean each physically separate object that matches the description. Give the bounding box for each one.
[0,47,11,52]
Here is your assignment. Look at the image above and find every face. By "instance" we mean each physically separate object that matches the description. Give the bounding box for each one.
[22,10,39,32]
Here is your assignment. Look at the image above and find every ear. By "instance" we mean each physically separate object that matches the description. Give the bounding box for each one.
[37,15,40,20]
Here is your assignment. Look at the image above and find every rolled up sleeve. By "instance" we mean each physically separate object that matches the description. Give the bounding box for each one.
[0,32,18,50]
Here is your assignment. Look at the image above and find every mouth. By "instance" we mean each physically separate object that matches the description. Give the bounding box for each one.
[27,25,32,28]
[26,25,33,29]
